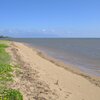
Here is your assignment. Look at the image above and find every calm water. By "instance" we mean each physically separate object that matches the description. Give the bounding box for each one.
[11,38,100,76]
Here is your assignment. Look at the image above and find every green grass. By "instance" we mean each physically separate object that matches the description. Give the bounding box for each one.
[0,40,10,45]
[0,44,10,64]
[0,64,13,85]
[0,89,23,100]
[0,41,23,100]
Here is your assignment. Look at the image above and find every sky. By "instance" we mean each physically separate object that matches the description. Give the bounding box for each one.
[0,0,100,37]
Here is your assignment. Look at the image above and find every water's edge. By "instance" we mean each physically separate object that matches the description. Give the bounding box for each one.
[9,38,100,77]
[22,42,100,88]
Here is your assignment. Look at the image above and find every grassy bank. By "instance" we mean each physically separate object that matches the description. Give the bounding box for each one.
[0,41,23,100]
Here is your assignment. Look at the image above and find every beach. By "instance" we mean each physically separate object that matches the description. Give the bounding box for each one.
[8,41,100,100]
[11,38,100,76]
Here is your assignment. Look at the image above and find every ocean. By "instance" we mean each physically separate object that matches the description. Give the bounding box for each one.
[10,38,100,76]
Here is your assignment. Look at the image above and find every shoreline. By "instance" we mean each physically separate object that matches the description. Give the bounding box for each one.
[9,41,100,100]
[25,42,100,87]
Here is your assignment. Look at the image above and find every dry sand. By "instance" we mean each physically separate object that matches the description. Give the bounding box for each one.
[8,42,100,100]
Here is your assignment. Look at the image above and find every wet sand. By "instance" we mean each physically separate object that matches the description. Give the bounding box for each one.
[8,41,100,100]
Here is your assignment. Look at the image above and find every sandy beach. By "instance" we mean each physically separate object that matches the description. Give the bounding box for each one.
[8,41,100,100]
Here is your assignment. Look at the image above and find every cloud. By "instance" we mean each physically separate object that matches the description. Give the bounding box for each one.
[0,29,62,37]
[0,28,74,38]
[42,29,46,32]
[0,28,99,38]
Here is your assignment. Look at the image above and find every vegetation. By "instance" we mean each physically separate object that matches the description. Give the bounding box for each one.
[0,64,13,85]
[0,89,23,100]
[0,44,10,64]
[0,36,9,38]
[0,41,23,100]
